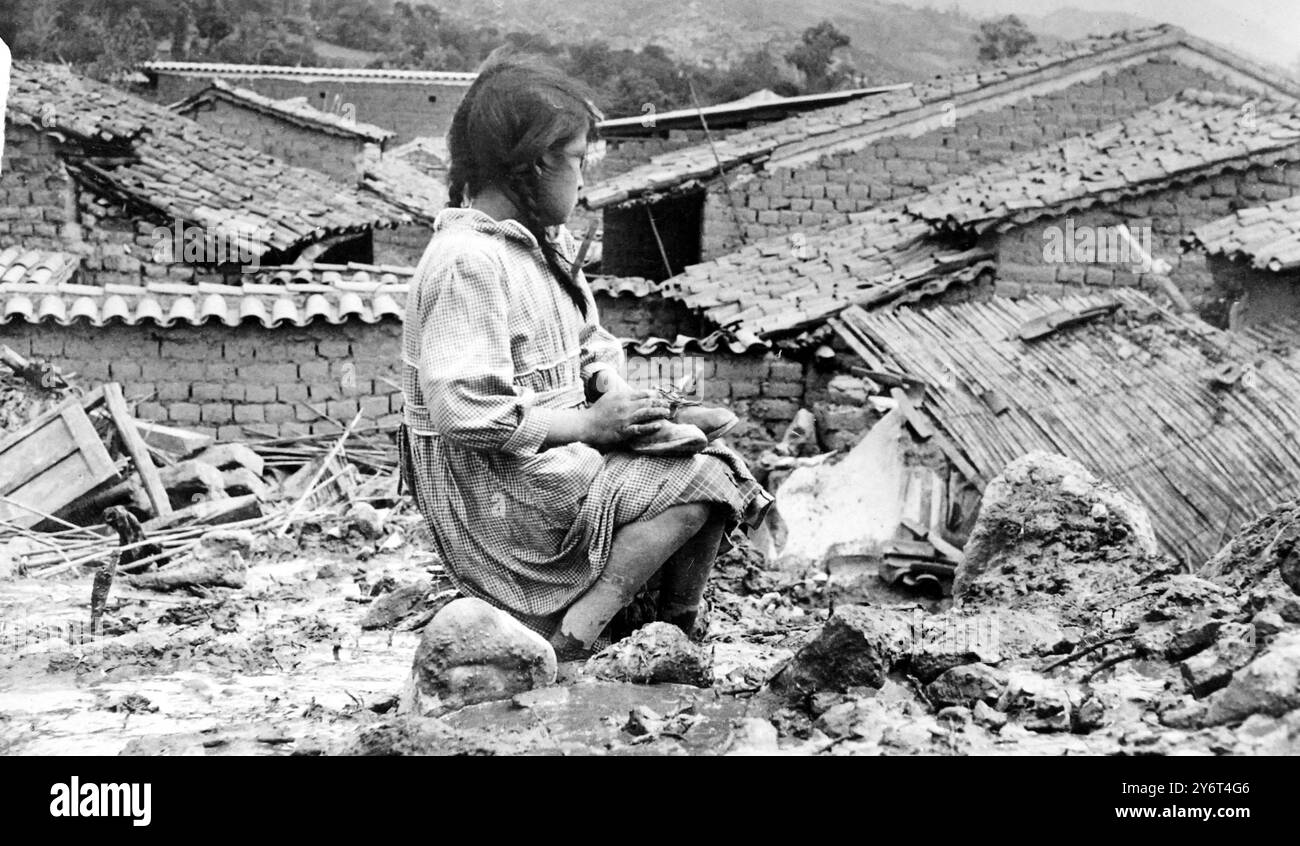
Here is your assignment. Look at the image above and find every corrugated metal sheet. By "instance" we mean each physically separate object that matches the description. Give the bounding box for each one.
[835,289,1300,562]
[1184,195,1300,271]
[142,62,476,84]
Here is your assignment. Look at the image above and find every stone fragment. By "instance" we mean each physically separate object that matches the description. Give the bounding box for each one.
[1203,631,1300,725]
[360,579,431,630]
[925,663,1007,708]
[996,671,1072,733]
[344,503,385,539]
[585,622,712,687]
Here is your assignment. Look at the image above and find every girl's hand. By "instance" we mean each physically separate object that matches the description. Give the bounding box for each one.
[583,389,670,447]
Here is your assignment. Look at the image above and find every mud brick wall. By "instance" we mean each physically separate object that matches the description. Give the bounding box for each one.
[990,160,1300,323]
[184,98,368,184]
[594,293,708,341]
[139,77,468,143]
[0,321,405,443]
[700,58,1252,258]
[0,126,77,249]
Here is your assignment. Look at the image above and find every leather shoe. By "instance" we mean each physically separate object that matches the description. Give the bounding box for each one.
[628,420,707,456]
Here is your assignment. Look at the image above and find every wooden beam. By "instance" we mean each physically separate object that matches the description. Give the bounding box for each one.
[102,382,173,517]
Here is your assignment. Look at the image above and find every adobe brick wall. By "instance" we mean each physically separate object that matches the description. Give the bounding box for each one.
[1,319,406,443]
[700,58,1255,258]
[185,98,367,183]
[139,76,467,143]
[989,160,1300,323]
[594,292,707,340]
[0,126,77,250]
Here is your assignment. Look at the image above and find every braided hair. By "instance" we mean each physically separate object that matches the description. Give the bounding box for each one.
[445,48,602,317]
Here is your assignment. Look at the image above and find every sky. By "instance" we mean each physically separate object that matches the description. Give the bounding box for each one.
[913,0,1300,68]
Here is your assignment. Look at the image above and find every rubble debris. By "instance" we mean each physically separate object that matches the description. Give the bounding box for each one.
[925,663,1007,708]
[724,718,781,756]
[996,671,1075,733]
[956,451,1162,621]
[133,419,213,456]
[192,443,265,476]
[585,622,712,687]
[405,597,557,714]
[360,579,432,630]
[1202,631,1300,725]
[344,503,385,539]
[127,550,248,592]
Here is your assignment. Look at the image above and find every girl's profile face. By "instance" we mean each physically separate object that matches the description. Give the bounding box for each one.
[535,134,591,226]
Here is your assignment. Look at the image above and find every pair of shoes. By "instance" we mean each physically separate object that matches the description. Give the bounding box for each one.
[627,388,738,457]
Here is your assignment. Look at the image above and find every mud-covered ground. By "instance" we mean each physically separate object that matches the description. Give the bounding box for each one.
[3,453,1300,756]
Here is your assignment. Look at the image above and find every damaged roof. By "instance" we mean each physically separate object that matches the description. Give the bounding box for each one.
[660,89,1300,340]
[1183,194,1300,272]
[835,288,1300,562]
[664,202,994,339]
[171,79,396,144]
[583,26,1300,210]
[906,90,1300,233]
[7,63,410,258]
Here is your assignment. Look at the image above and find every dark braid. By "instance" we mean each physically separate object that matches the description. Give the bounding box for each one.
[505,168,588,317]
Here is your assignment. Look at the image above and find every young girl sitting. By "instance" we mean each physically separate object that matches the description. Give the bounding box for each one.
[399,50,772,660]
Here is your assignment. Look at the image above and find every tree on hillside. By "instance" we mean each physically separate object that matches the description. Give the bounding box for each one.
[785,20,854,93]
[705,45,799,103]
[974,14,1036,62]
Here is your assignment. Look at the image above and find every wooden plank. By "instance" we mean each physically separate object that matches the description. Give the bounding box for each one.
[134,419,214,457]
[0,415,80,497]
[61,403,116,481]
[102,382,173,518]
[0,386,101,458]
[0,448,118,528]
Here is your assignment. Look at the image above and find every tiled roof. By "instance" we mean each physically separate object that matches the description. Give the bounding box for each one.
[835,289,1300,562]
[0,263,412,328]
[906,90,1300,233]
[587,274,661,298]
[662,202,995,338]
[358,137,451,224]
[583,26,1265,209]
[1183,195,1300,272]
[0,263,736,352]
[623,331,769,356]
[0,248,82,286]
[661,89,1300,340]
[141,62,476,85]
[172,79,396,143]
[7,62,410,258]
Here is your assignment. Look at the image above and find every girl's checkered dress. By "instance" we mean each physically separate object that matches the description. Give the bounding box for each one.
[400,208,772,634]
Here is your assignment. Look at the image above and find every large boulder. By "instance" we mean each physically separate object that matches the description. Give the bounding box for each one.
[405,598,556,714]
[956,452,1162,620]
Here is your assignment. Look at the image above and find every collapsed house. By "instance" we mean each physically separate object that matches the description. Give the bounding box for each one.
[832,289,1300,564]
[583,26,1300,280]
